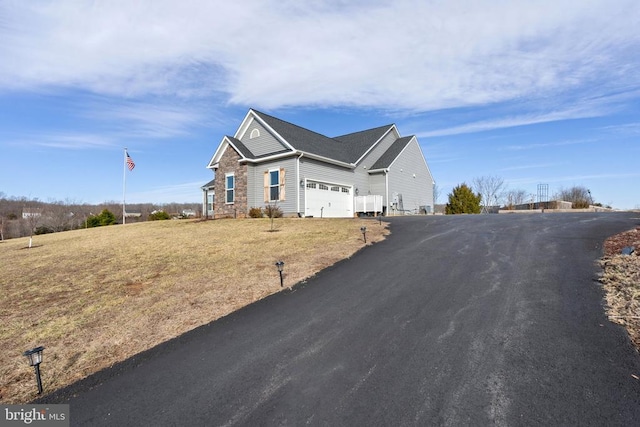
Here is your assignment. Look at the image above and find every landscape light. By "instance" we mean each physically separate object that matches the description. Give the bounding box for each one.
[23,346,45,394]
[360,226,367,244]
[275,261,285,287]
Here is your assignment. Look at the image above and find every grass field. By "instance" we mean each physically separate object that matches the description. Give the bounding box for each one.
[0,217,388,403]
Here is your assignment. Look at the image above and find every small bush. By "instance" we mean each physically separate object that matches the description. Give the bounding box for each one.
[148,211,171,221]
[34,226,54,235]
[264,204,283,218]
[249,207,264,218]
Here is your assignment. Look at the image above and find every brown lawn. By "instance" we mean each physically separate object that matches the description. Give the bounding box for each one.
[0,217,388,403]
[600,227,640,350]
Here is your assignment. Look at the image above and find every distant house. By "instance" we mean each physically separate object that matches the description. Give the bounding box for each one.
[202,109,435,218]
[22,208,43,219]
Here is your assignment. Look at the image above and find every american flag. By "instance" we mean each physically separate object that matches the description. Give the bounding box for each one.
[126,151,135,171]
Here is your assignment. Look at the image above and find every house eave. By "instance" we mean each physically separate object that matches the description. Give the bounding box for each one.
[299,151,355,169]
[353,124,399,166]
[368,168,389,174]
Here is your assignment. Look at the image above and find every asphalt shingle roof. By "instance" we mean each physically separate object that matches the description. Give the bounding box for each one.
[252,110,353,163]
[333,125,394,162]
[249,109,412,169]
[227,136,255,159]
[201,178,215,189]
[371,136,414,170]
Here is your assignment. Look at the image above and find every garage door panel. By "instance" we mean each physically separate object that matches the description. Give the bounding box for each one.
[305,181,353,218]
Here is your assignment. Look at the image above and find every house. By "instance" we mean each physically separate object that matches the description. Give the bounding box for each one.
[202,109,435,219]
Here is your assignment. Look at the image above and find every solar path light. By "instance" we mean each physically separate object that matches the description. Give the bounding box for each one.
[275,261,285,287]
[23,346,45,394]
[360,226,367,243]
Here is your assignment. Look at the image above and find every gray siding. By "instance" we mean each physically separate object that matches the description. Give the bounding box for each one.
[240,120,287,157]
[358,129,399,169]
[299,158,365,210]
[369,173,386,203]
[387,139,434,213]
[247,157,297,214]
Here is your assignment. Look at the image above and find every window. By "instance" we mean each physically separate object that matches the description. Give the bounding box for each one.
[263,168,285,202]
[225,174,234,203]
[319,183,328,190]
[207,193,214,211]
[269,170,280,201]
[306,182,316,189]
[330,186,340,192]
[250,128,260,139]
[341,187,350,194]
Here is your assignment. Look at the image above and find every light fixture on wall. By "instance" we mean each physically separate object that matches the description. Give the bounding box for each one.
[355,188,359,196]
[300,179,304,188]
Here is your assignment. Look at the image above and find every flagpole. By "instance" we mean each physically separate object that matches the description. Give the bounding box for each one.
[123,148,127,225]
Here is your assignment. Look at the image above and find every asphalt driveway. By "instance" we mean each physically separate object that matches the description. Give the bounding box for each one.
[42,213,640,426]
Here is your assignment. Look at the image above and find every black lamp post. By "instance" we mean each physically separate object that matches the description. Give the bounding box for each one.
[360,226,367,243]
[275,261,284,287]
[23,346,45,394]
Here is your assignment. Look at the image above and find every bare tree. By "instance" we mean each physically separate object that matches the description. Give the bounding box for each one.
[44,199,77,232]
[23,201,43,248]
[473,176,505,213]
[433,184,441,205]
[0,192,5,241]
[504,189,528,210]
[553,186,592,209]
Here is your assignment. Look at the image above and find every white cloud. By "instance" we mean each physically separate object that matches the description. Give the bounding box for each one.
[126,181,205,204]
[416,107,603,138]
[0,0,638,115]
[81,99,210,139]
[7,132,116,149]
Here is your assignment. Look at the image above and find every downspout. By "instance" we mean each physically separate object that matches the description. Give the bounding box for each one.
[385,168,389,216]
[202,188,207,219]
[296,152,304,215]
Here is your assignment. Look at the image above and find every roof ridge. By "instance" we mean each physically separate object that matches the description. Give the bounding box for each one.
[251,109,336,141]
[333,123,395,140]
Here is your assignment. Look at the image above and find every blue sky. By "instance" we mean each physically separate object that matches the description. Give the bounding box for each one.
[1,0,639,209]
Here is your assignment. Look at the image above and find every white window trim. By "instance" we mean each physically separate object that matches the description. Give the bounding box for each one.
[225,173,235,204]
[269,169,280,202]
[250,128,260,139]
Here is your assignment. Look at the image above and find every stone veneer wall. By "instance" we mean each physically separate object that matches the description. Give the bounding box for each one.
[214,146,248,218]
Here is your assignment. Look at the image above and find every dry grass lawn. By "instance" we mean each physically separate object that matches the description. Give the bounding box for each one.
[0,217,388,403]
[600,227,640,350]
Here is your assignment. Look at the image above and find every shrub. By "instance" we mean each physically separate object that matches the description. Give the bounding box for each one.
[445,183,481,214]
[148,211,171,221]
[249,207,264,218]
[264,204,283,218]
[86,209,117,227]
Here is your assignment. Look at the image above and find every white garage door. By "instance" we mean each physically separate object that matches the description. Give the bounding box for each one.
[305,181,353,218]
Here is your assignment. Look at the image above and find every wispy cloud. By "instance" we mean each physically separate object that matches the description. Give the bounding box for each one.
[0,0,638,115]
[502,139,596,151]
[82,100,209,139]
[7,132,116,149]
[127,181,205,204]
[417,104,609,138]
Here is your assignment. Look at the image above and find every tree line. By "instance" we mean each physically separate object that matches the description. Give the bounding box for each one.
[0,193,201,241]
[444,176,606,214]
